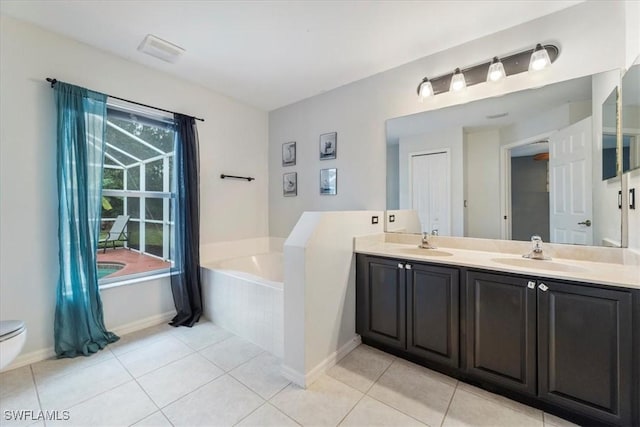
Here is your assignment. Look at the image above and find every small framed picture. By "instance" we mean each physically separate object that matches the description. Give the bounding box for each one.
[283,172,297,197]
[319,132,337,160]
[320,168,337,195]
[282,141,296,167]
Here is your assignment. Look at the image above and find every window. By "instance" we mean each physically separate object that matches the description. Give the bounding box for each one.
[98,100,176,284]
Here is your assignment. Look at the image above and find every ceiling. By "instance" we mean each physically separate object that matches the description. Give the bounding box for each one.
[0,1,582,111]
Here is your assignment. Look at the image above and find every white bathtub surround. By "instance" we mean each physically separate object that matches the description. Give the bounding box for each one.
[201,238,285,358]
[283,211,384,387]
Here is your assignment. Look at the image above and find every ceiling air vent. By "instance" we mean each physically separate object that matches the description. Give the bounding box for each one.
[137,34,185,63]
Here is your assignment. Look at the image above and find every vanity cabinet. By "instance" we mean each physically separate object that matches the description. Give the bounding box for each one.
[465,271,537,395]
[465,271,634,426]
[356,254,459,368]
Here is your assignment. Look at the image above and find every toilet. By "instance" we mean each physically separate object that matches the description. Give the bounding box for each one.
[0,320,27,370]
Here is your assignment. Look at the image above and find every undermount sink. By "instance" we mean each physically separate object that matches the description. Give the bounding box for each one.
[400,247,454,257]
[491,257,587,273]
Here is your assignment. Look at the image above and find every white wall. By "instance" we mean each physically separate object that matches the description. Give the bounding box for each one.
[268,1,628,238]
[283,211,383,386]
[464,129,502,239]
[0,15,268,362]
[592,70,624,247]
[398,127,464,236]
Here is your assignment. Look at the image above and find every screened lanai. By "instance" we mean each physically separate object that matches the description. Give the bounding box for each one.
[100,105,176,267]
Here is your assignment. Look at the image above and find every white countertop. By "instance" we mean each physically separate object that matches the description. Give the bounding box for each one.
[354,234,640,290]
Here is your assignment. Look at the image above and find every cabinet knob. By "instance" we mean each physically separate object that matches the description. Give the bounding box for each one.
[527,281,536,289]
[405,264,412,270]
[538,283,549,292]
[398,263,404,269]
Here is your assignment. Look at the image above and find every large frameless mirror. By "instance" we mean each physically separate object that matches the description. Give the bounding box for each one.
[385,70,623,248]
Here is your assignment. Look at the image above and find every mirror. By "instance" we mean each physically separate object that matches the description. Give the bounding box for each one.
[602,88,618,180]
[386,70,623,247]
[621,61,640,174]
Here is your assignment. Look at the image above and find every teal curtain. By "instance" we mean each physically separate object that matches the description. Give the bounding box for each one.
[54,82,118,357]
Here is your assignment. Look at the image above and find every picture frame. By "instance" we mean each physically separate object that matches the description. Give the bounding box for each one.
[282,141,296,167]
[283,172,297,197]
[319,132,337,160]
[320,168,337,195]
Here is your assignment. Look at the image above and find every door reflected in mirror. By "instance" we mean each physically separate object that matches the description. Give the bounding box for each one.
[386,71,622,248]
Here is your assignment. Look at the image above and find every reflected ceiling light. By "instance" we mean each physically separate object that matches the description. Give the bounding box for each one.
[529,43,552,72]
[417,77,434,100]
[450,68,466,92]
[487,57,506,82]
[416,43,559,99]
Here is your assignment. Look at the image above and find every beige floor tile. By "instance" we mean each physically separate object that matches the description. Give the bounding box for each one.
[137,352,224,408]
[367,359,456,426]
[47,381,156,427]
[341,395,426,426]
[543,412,580,427]
[116,335,193,377]
[163,374,264,426]
[230,352,290,400]
[109,323,174,356]
[131,410,173,426]
[169,321,233,350]
[0,366,41,427]
[443,388,543,427]
[37,358,131,410]
[327,345,394,393]
[457,382,543,422]
[237,403,300,426]
[31,348,114,383]
[199,335,262,371]
[271,375,362,426]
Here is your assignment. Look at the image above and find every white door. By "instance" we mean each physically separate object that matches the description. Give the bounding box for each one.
[410,151,450,235]
[549,117,593,245]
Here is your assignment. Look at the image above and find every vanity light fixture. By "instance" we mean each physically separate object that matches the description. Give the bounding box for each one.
[417,77,434,100]
[450,68,467,92]
[487,57,506,82]
[416,43,559,99]
[529,43,552,72]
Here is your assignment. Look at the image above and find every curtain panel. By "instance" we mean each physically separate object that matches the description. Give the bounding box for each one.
[54,82,118,357]
[169,114,202,327]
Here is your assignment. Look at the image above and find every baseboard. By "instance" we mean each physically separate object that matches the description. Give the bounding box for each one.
[281,335,361,388]
[109,310,175,337]
[1,310,176,373]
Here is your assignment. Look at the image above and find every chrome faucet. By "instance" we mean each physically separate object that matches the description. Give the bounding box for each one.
[523,235,550,260]
[419,232,437,249]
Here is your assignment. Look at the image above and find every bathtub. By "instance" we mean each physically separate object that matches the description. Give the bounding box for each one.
[201,240,284,358]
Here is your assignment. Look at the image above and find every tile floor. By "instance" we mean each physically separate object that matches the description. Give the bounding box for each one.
[0,321,579,427]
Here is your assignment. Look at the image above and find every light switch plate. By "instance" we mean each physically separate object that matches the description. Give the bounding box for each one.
[371,216,379,224]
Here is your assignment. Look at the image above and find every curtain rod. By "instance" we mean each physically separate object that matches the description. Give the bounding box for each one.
[45,78,205,122]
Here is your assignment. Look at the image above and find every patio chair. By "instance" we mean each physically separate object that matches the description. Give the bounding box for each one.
[99,215,130,253]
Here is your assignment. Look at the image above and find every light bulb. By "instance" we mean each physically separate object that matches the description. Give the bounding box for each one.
[487,57,506,82]
[529,43,551,72]
[417,77,433,100]
[449,68,466,92]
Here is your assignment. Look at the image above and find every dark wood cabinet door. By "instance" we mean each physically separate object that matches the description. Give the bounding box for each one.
[406,263,459,368]
[538,280,633,426]
[465,271,537,395]
[356,255,406,349]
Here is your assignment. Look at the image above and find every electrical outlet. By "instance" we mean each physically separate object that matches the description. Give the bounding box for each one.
[389,214,395,222]
[371,216,379,224]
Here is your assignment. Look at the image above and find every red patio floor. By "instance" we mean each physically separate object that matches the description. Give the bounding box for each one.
[97,248,171,278]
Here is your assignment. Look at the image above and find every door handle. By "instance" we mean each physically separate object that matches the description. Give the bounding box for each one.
[405,264,412,270]
[527,281,536,289]
[539,283,548,292]
[398,263,404,269]
[577,219,591,227]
